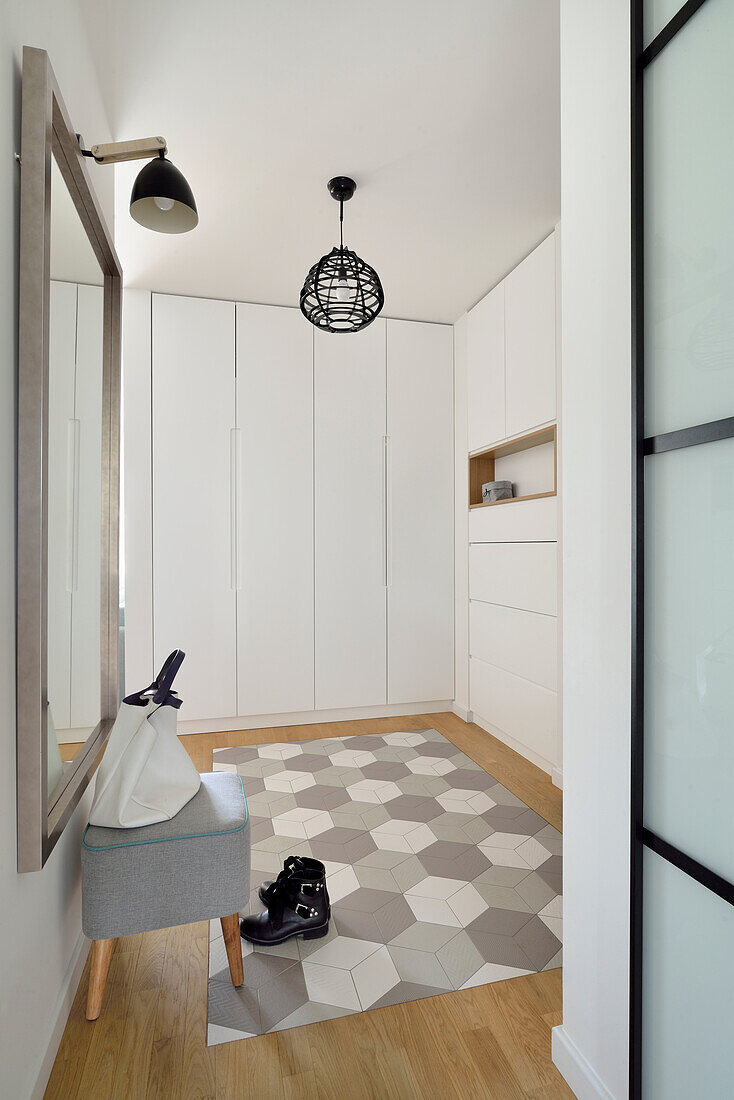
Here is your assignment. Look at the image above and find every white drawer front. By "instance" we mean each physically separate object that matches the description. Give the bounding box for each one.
[470,656,558,766]
[469,496,557,543]
[470,601,557,691]
[469,543,557,616]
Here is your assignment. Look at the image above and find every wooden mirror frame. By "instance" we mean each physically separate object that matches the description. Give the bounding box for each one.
[17,47,122,871]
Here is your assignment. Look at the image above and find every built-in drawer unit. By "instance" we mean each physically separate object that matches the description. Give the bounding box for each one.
[470,655,558,767]
[469,600,557,692]
[468,494,557,543]
[469,542,557,616]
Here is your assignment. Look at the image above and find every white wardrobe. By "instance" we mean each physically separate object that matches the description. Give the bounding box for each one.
[125,292,454,727]
[314,320,387,709]
[462,229,562,779]
[48,281,103,740]
[151,295,238,720]
[314,319,455,710]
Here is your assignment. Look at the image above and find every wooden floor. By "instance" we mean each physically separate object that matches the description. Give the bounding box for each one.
[48,711,570,1099]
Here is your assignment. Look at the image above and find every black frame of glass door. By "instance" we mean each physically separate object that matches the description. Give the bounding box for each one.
[630,0,734,1096]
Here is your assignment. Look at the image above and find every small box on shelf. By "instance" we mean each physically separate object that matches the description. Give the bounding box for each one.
[482,480,513,504]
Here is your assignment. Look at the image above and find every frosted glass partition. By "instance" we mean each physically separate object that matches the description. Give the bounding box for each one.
[644,0,688,47]
[635,1,734,1095]
[644,0,734,437]
[644,436,734,882]
[641,849,734,1100]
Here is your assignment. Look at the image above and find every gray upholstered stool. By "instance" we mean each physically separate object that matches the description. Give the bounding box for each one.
[81,771,249,1020]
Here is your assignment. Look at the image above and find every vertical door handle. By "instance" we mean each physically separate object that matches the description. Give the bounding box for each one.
[229,428,242,590]
[382,435,390,587]
[65,418,80,592]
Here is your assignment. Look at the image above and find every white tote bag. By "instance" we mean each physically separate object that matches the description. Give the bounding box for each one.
[89,650,201,829]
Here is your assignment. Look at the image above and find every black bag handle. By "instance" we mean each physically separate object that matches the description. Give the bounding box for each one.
[151,650,185,703]
[123,650,186,708]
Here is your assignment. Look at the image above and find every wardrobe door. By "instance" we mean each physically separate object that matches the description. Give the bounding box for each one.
[47,281,77,734]
[467,281,505,452]
[235,304,314,715]
[314,321,387,709]
[387,320,454,703]
[504,233,557,437]
[70,284,104,732]
[152,294,237,720]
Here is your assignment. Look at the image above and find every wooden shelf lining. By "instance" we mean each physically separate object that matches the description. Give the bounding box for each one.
[469,488,556,510]
[468,424,557,509]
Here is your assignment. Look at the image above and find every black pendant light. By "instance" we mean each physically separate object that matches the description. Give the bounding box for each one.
[130,150,198,233]
[300,177,384,333]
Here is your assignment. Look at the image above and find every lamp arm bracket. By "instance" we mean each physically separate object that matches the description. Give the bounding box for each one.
[78,135,168,165]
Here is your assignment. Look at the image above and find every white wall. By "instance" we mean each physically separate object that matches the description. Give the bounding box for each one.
[0,6,114,1097]
[553,2,632,1099]
[453,314,470,717]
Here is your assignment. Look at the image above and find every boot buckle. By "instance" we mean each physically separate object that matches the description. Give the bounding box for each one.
[295,902,318,918]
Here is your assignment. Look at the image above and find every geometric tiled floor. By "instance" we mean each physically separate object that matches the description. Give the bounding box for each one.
[207,729,562,1046]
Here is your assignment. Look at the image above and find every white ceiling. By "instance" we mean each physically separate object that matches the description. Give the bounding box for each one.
[79,0,559,323]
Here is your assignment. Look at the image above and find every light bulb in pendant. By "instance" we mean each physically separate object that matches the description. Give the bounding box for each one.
[336,268,353,303]
[154,195,175,211]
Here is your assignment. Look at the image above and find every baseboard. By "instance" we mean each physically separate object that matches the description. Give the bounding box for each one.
[471,711,557,778]
[31,931,90,1100]
[451,702,473,723]
[552,767,563,789]
[177,700,455,736]
[56,726,96,745]
[552,1026,615,1100]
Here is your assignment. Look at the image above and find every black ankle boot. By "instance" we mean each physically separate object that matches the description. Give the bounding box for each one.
[241,862,330,946]
[257,855,325,905]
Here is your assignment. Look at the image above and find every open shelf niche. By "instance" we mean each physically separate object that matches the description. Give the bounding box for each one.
[468,424,557,509]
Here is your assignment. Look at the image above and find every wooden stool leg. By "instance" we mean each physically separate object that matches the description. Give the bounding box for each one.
[220,914,244,988]
[86,938,115,1021]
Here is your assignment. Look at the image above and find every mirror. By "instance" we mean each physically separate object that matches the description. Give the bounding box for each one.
[18,47,122,870]
[46,156,105,806]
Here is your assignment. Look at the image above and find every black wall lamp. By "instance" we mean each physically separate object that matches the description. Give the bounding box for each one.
[77,135,198,233]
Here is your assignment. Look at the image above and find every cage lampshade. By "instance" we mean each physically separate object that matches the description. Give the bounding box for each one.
[300,245,384,333]
[130,154,198,233]
[300,176,384,333]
